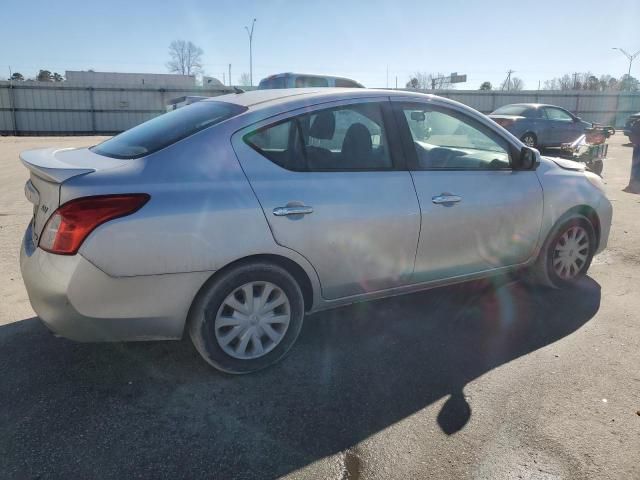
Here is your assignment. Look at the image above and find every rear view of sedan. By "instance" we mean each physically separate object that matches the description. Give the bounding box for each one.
[20,89,612,373]
[489,103,592,148]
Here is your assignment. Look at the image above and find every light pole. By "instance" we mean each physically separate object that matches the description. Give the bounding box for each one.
[612,47,640,86]
[245,18,256,87]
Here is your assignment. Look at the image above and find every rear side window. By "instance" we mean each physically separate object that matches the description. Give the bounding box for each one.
[91,101,246,159]
[294,76,329,88]
[245,103,393,171]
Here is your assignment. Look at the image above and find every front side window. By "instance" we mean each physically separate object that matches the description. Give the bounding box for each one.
[245,103,393,171]
[544,107,573,122]
[401,105,511,170]
[92,101,246,159]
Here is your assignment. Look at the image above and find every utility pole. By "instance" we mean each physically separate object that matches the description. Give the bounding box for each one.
[612,47,640,89]
[573,72,579,90]
[501,70,514,91]
[245,18,257,86]
[386,65,388,88]
[222,72,226,85]
[229,64,232,87]
[395,76,398,89]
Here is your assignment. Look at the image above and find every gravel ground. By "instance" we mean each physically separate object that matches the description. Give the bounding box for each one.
[0,134,639,479]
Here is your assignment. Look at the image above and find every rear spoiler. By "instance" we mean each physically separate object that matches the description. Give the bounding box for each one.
[20,148,96,183]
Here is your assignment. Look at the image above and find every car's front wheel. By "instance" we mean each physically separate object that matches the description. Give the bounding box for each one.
[534,216,596,288]
[188,262,305,374]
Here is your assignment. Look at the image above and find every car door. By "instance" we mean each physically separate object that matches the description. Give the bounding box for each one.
[543,106,580,144]
[232,98,421,300]
[392,100,543,283]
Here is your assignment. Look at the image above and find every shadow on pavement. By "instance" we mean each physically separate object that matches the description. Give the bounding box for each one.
[0,277,601,479]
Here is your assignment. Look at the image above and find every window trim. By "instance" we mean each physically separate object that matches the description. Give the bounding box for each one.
[392,102,516,172]
[243,99,405,172]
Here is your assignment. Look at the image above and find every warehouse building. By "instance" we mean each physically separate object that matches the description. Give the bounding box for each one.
[64,70,197,88]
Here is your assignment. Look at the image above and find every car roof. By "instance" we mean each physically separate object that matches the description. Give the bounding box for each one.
[261,72,358,80]
[497,103,563,109]
[206,87,461,110]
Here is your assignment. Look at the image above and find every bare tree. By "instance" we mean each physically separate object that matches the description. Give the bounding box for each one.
[167,40,204,76]
[405,71,430,89]
[511,77,524,91]
[544,74,573,91]
[428,72,453,90]
[238,72,251,86]
[405,72,452,90]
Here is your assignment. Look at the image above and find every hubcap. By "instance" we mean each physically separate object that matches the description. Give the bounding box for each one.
[553,226,590,280]
[523,135,535,147]
[214,281,291,360]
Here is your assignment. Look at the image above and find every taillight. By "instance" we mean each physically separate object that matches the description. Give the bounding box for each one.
[39,194,150,255]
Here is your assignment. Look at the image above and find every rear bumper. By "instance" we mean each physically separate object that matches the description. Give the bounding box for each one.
[20,224,212,342]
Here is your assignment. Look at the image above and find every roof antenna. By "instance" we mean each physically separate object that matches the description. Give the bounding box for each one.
[233,86,245,94]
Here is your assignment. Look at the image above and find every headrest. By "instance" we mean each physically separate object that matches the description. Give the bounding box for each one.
[309,111,335,140]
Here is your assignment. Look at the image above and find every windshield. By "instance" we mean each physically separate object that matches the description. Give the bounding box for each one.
[91,101,246,159]
[492,105,530,116]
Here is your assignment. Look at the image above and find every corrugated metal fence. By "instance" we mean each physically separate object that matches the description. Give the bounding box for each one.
[1,81,639,135]
[0,81,232,135]
[424,89,640,128]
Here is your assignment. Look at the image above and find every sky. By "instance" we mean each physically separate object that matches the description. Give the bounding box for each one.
[2,0,640,89]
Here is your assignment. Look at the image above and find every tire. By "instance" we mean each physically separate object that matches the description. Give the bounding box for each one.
[188,262,305,374]
[521,133,537,148]
[533,216,596,289]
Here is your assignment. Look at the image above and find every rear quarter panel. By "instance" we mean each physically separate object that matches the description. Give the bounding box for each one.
[65,123,319,293]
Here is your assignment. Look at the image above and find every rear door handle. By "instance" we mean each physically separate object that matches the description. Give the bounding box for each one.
[273,205,314,216]
[432,194,462,205]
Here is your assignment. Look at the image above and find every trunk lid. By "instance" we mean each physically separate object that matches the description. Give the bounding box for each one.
[20,147,129,246]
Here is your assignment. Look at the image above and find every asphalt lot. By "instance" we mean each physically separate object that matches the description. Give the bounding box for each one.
[1,134,639,479]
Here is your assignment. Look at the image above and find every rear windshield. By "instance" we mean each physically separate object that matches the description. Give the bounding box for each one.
[492,105,529,116]
[91,101,246,159]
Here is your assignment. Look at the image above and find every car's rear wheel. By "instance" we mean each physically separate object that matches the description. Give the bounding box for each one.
[534,216,596,288]
[521,132,537,148]
[188,262,305,374]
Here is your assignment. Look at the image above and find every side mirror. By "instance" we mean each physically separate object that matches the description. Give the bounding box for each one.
[515,147,537,170]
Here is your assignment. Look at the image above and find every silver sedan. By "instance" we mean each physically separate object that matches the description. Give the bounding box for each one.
[19,88,612,373]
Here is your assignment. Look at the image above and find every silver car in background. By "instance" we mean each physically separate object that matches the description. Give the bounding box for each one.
[19,88,612,373]
[489,103,593,148]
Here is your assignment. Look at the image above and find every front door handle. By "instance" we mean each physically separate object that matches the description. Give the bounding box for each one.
[273,205,314,216]
[432,194,462,205]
